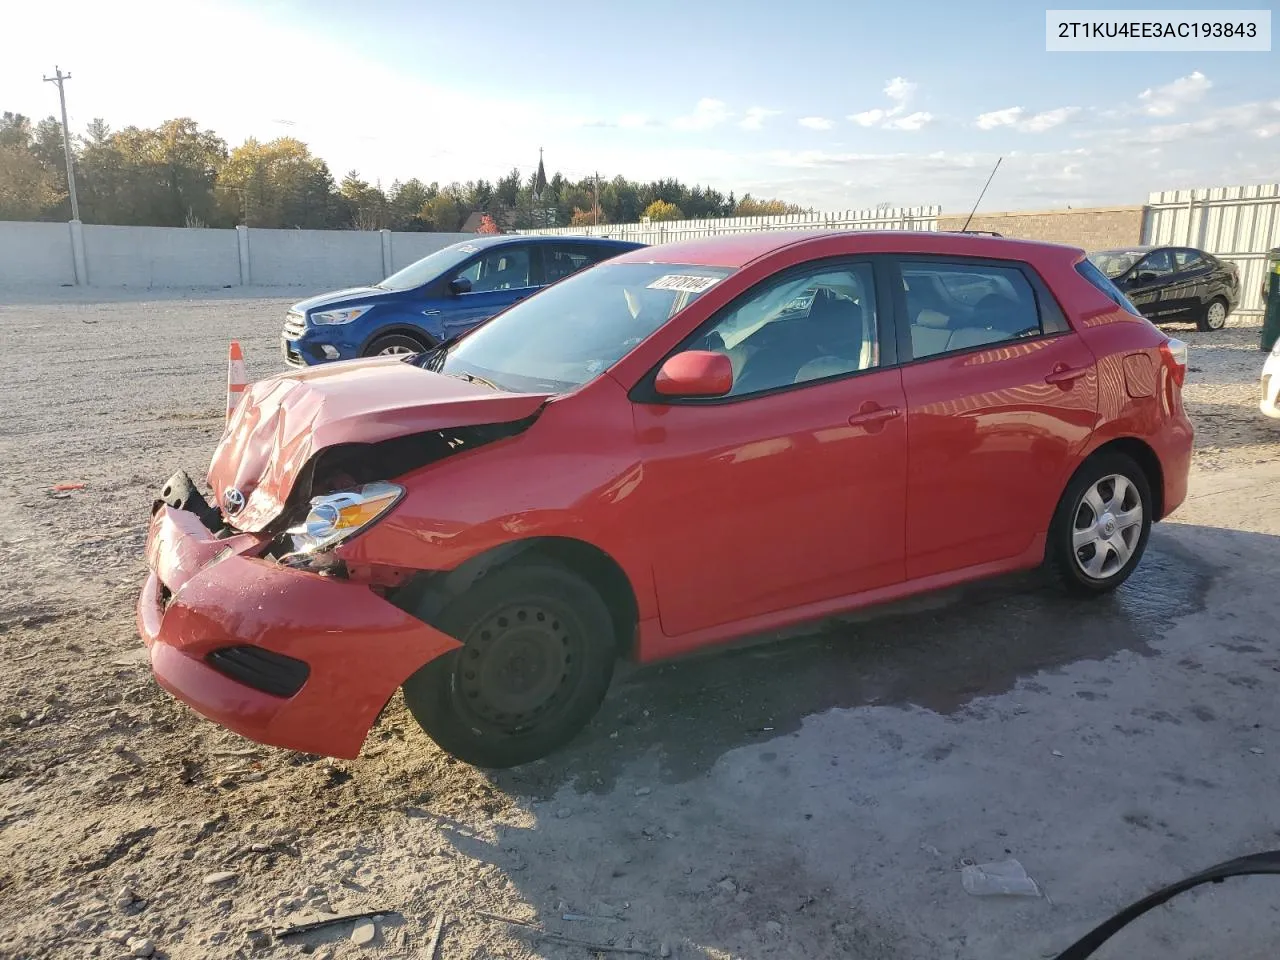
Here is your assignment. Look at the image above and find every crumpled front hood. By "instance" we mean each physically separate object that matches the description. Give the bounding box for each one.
[207,356,548,532]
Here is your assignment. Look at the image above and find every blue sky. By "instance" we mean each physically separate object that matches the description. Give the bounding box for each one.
[4,0,1277,211]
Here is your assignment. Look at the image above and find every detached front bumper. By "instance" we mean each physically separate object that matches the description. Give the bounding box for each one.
[137,504,460,759]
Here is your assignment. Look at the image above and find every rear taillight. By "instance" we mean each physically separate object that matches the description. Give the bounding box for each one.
[1160,337,1188,387]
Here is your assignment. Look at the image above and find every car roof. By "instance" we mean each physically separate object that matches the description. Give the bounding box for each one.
[609,229,1085,269]
[1093,245,1156,255]
[458,235,642,250]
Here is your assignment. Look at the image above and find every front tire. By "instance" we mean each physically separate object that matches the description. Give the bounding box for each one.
[364,333,429,357]
[402,562,616,768]
[1045,452,1153,596]
[1196,297,1229,332]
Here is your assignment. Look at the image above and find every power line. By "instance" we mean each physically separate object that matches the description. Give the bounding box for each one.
[42,66,81,222]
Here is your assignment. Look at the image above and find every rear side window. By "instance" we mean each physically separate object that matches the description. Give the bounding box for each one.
[900,260,1049,360]
[1075,259,1142,316]
[1174,249,1205,270]
[542,244,597,284]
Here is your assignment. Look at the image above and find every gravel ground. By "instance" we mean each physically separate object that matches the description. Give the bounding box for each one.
[1,291,1279,960]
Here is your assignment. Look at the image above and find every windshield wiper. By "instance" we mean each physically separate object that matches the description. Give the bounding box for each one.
[455,371,499,390]
[413,335,460,372]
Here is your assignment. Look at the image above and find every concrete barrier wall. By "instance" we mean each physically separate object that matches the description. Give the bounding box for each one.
[246,228,383,288]
[0,221,472,289]
[82,224,241,288]
[0,221,78,286]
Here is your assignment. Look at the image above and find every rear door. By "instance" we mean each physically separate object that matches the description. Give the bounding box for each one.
[894,256,1098,580]
[439,244,538,337]
[1166,248,1212,317]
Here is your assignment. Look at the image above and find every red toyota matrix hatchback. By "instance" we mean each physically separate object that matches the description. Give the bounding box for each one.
[139,231,1192,767]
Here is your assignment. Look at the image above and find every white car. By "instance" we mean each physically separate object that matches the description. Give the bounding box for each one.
[1262,340,1280,418]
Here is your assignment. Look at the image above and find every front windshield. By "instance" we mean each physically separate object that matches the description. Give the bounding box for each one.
[377,241,484,292]
[1088,250,1144,279]
[418,262,734,393]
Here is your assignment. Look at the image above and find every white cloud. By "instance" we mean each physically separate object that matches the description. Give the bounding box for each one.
[847,77,931,131]
[850,109,887,127]
[1114,98,1280,145]
[799,116,834,130]
[974,105,1079,133]
[618,114,653,129]
[1139,71,1211,116]
[738,106,780,131]
[884,77,917,105]
[885,111,934,131]
[1020,106,1080,133]
[976,107,1024,130]
[672,98,731,131]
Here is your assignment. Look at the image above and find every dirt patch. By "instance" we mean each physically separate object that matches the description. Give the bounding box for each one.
[2,293,1279,959]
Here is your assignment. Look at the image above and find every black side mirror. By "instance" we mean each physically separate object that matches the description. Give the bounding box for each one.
[449,277,472,295]
[1136,271,1158,284]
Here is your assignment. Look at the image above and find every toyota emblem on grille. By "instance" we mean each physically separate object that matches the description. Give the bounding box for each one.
[222,488,246,515]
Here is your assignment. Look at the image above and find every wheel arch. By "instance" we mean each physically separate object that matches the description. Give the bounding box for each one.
[1075,436,1165,521]
[392,536,640,660]
[359,324,437,356]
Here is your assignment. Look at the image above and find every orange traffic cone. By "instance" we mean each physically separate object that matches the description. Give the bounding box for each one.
[226,341,248,421]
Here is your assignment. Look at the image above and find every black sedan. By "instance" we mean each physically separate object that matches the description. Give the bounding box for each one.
[1088,245,1240,331]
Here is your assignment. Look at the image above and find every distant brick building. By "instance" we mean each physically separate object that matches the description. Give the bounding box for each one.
[938,205,1145,251]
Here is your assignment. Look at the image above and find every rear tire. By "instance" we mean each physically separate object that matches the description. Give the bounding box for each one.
[1044,452,1153,597]
[402,562,615,768]
[1196,297,1228,332]
[364,333,429,357]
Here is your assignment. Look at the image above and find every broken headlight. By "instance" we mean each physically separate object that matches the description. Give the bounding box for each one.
[285,481,404,556]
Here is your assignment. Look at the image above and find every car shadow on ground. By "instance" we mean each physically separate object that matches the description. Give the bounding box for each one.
[493,527,1214,797]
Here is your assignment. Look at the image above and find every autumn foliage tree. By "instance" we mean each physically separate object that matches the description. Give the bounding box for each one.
[642,199,684,222]
[0,106,807,229]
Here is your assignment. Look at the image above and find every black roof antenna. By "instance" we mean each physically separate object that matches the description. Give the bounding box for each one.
[960,156,1002,233]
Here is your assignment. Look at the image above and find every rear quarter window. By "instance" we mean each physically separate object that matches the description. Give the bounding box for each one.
[1075,259,1142,317]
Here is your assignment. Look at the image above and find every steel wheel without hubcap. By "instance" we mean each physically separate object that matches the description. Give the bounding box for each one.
[455,602,582,733]
[401,561,616,768]
[1071,473,1144,580]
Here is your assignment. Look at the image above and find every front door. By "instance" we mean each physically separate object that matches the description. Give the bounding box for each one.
[1122,249,1175,319]
[437,244,539,337]
[894,256,1099,579]
[635,260,908,638]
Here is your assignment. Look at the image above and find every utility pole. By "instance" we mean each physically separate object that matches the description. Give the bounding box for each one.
[592,171,601,225]
[43,66,81,221]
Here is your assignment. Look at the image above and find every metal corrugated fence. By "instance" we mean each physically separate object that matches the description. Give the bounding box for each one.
[1143,183,1280,316]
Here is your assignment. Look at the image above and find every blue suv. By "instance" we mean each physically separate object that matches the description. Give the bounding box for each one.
[281,234,645,366]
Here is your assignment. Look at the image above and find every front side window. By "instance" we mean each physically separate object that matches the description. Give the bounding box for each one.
[1135,249,1174,279]
[902,261,1044,360]
[420,262,733,393]
[456,246,533,292]
[685,264,879,398]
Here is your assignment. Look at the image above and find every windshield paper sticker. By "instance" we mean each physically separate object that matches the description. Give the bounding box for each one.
[647,274,721,294]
